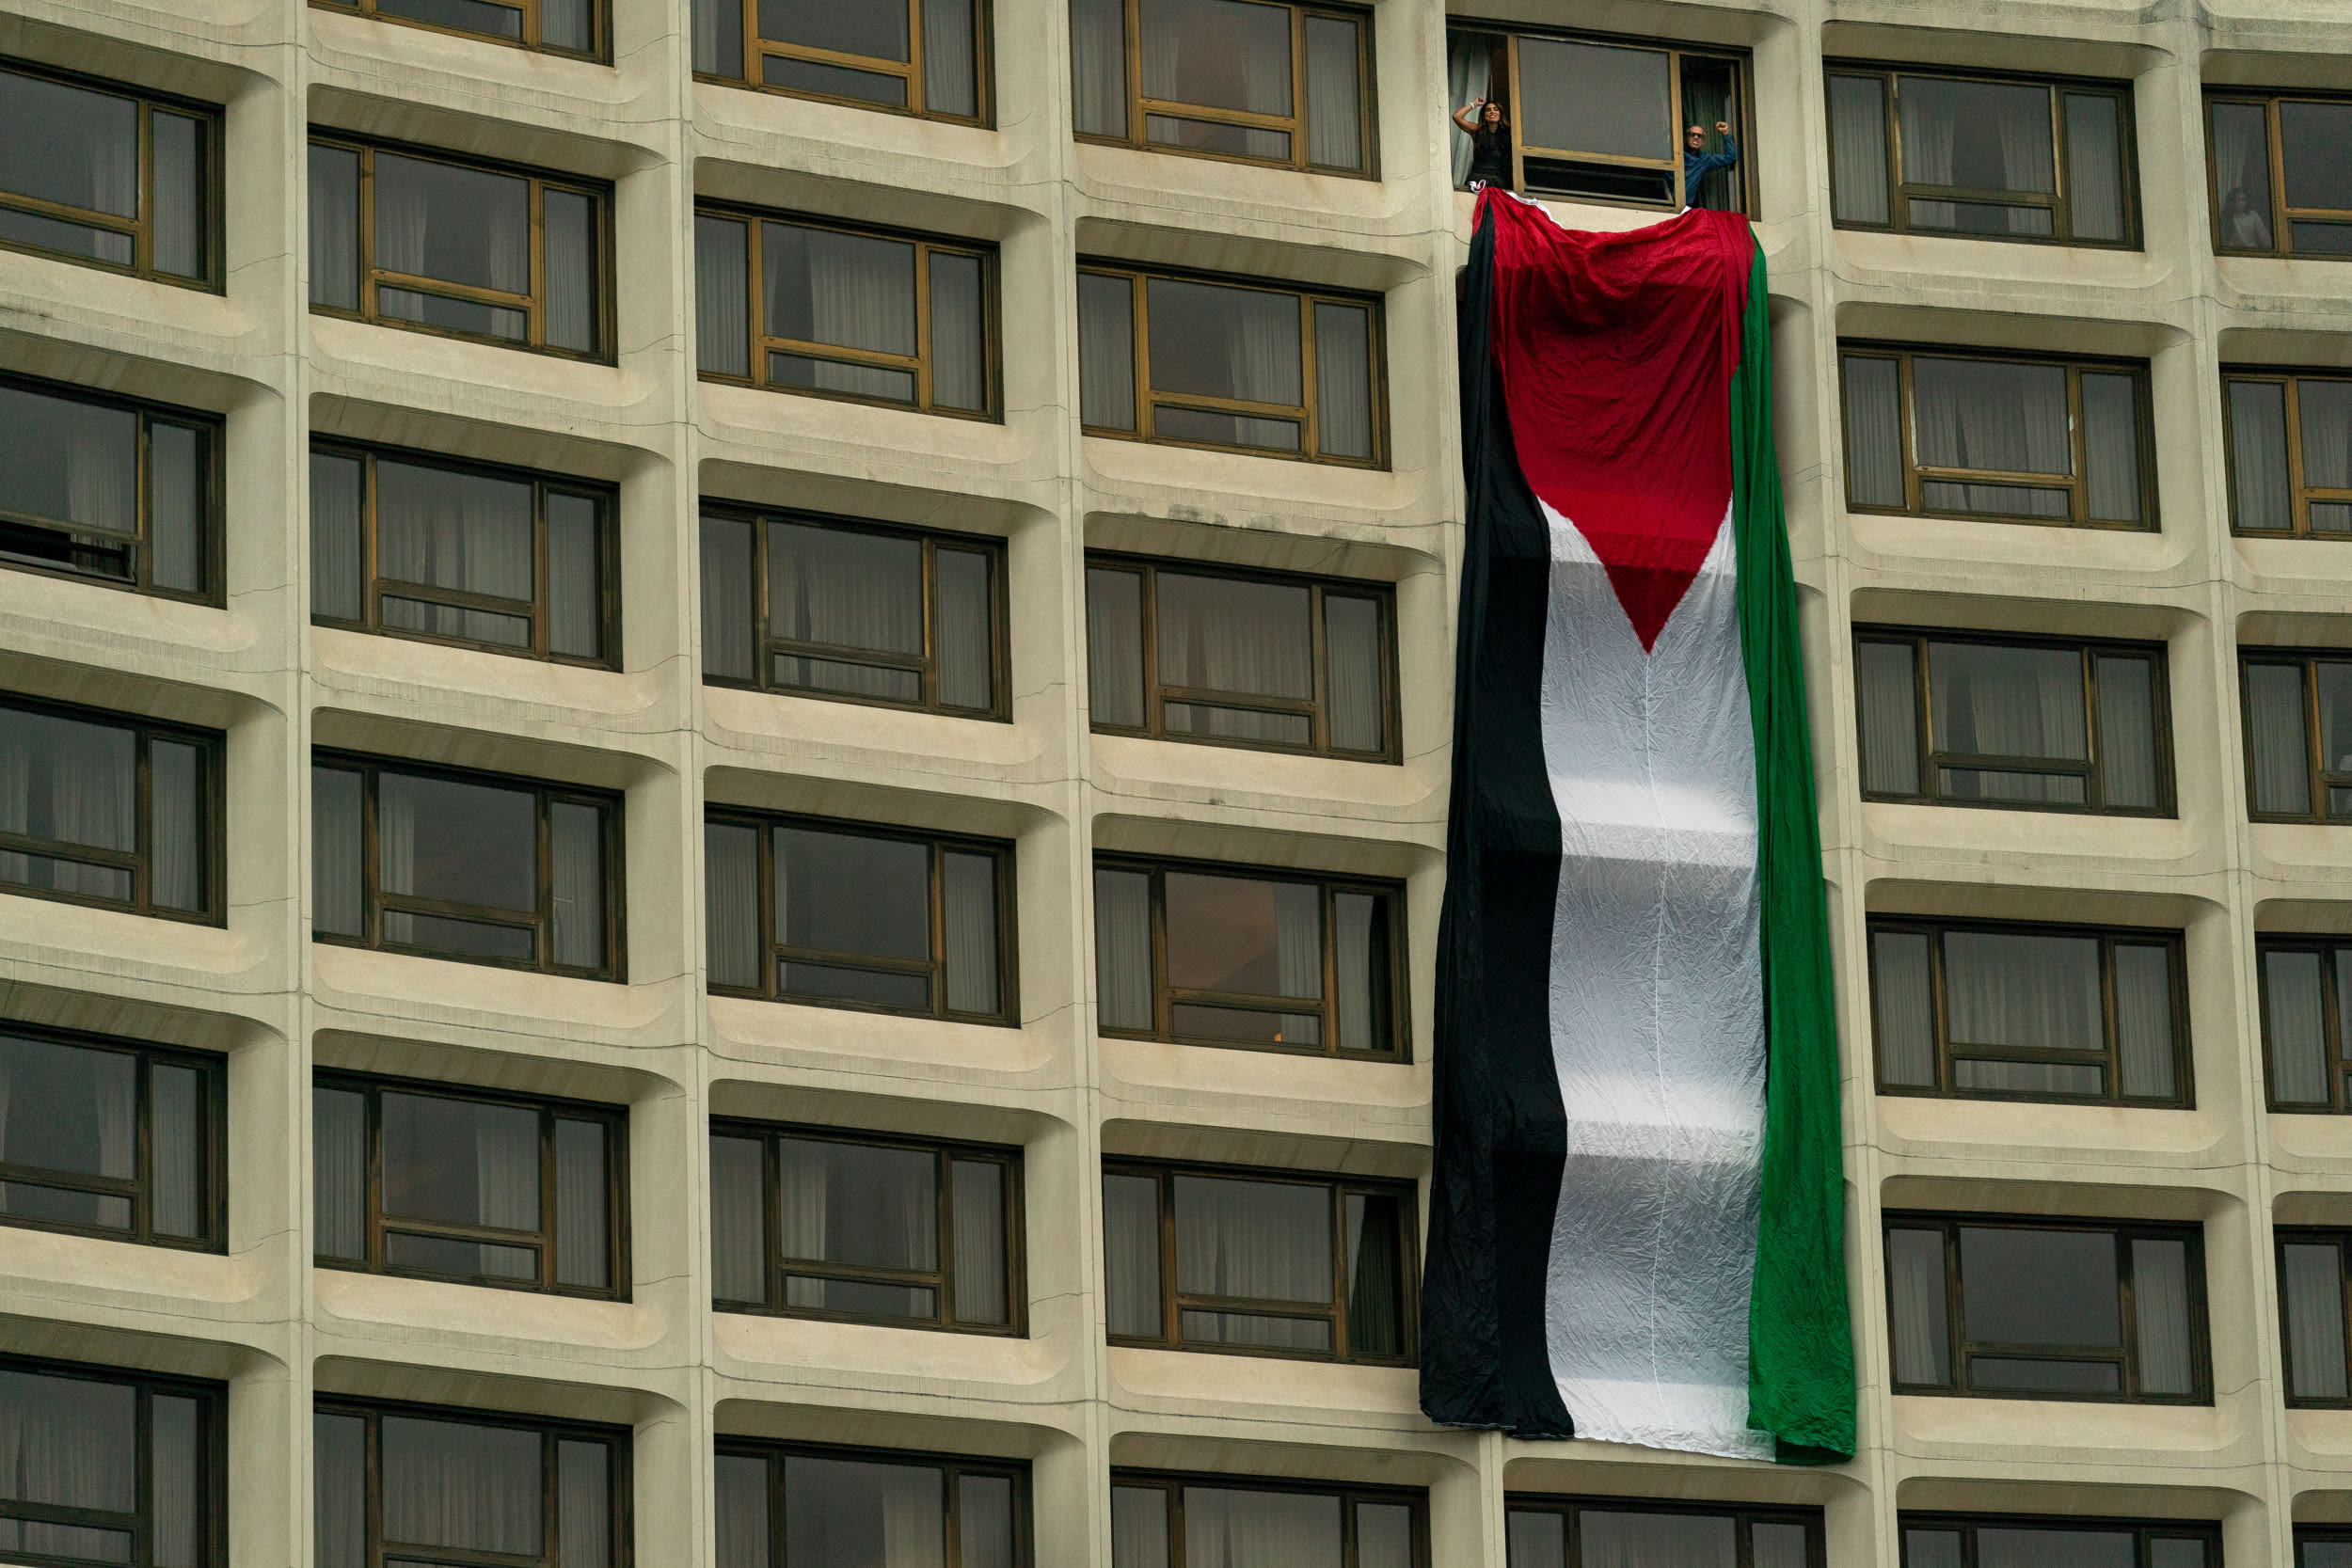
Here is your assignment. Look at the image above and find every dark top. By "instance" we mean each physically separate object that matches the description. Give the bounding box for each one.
[1467,123,1512,184]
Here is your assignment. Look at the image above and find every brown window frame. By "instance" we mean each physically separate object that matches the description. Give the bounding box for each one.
[1093,854,1407,1059]
[716,1440,1029,1568]
[709,1119,1024,1335]
[2223,367,2352,537]
[310,751,627,980]
[0,690,226,923]
[1444,24,1753,214]
[0,56,222,290]
[1113,1472,1426,1565]
[1853,627,2174,816]
[2255,938,2352,1113]
[692,203,1000,420]
[0,370,221,604]
[315,1397,631,1568]
[313,1070,629,1301]
[1077,261,1387,467]
[1103,1158,1419,1367]
[310,440,619,669]
[1868,916,2191,1108]
[704,809,1019,1024]
[1882,1212,2212,1404]
[697,505,1009,720]
[1837,343,2158,529]
[2239,649,2352,825]
[1502,1495,1824,1568]
[1826,63,2141,248]
[309,0,606,61]
[1072,0,1377,178]
[0,1354,227,1568]
[1901,1513,2218,1568]
[2276,1227,2352,1407]
[1084,553,1398,762]
[691,0,992,125]
[307,133,614,362]
[2206,90,2352,261]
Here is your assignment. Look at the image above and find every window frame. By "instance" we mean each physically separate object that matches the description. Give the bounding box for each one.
[307,132,615,362]
[2256,937,2352,1113]
[715,1438,1030,1568]
[1502,1494,1824,1568]
[1102,1157,1419,1367]
[1837,342,2159,529]
[0,1353,227,1568]
[314,1069,630,1301]
[1073,0,1377,178]
[1113,1470,1426,1566]
[1084,553,1398,762]
[2239,648,2352,826]
[1867,915,2192,1109]
[1446,24,1754,215]
[0,56,223,291]
[2205,89,2352,261]
[0,690,226,924]
[1826,61,2142,249]
[695,0,992,125]
[1853,626,2175,816]
[2303,1527,2352,1566]
[310,440,620,669]
[309,0,607,61]
[709,1118,1024,1335]
[2275,1226,2352,1408]
[1882,1212,2213,1404]
[1093,852,1408,1059]
[2222,366,2352,537]
[704,808,1019,1024]
[0,369,222,604]
[693,202,1000,420]
[698,504,1009,720]
[1899,1512,2219,1568]
[1077,259,1387,467]
[310,750,627,980]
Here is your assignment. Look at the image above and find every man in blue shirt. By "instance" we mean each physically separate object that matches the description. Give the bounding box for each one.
[1683,120,1739,209]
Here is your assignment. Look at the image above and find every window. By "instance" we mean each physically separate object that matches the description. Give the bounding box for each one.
[308,135,609,358]
[2209,92,2352,260]
[1071,0,1374,176]
[704,813,1013,1022]
[708,1122,1018,1332]
[2279,1227,2352,1405]
[1101,1161,1413,1363]
[1882,1214,2207,1401]
[1827,66,2137,246]
[2237,650,2352,822]
[310,753,622,978]
[1902,1514,2217,1568]
[693,207,994,418]
[1113,1474,1422,1567]
[313,1402,626,1568]
[0,1024,220,1249]
[1869,918,2187,1106]
[313,1074,625,1298]
[2225,369,2352,536]
[311,444,614,665]
[312,0,600,58]
[1503,1498,1819,1568]
[1838,346,2153,527]
[0,373,215,600]
[0,1355,221,1568]
[713,1443,1023,1568]
[0,60,215,288]
[2307,1529,2352,1568]
[1092,858,1403,1056]
[1077,263,1383,465]
[698,509,1004,718]
[2256,939,2352,1111]
[1085,557,1393,759]
[0,693,220,920]
[690,0,984,123]
[1443,28,1748,212]
[1853,629,2169,815]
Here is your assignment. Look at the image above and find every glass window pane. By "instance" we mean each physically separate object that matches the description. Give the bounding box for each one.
[784,1457,944,1562]
[0,705,136,867]
[960,1473,1015,1568]
[2081,372,2143,523]
[1313,302,1374,460]
[1156,574,1311,703]
[1886,1227,1950,1385]
[2150,1540,2208,1568]
[1143,278,1302,407]
[1165,872,1323,1010]
[549,800,604,971]
[2064,92,2126,242]
[929,250,987,412]
[1103,1172,1162,1336]
[1079,273,1137,430]
[768,521,922,657]
[314,1412,368,1568]
[1581,1513,1735,1568]
[1332,891,1390,1053]
[1517,39,1670,161]
[2132,1235,2196,1394]
[381,1092,541,1233]
[378,770,538,911]
[1979,1528,2134,1568]
[311,451,367,623]
[1871,930,1937,1087]
[2229,381,2293,531]
[2095,655,2160,809]
[150,739,205,912]
[1912,358,2072,479]
[1304,16,1362,170]
[548,492,603,659]
[1904,1528,1964,1568]
[2265,949,2331,1105]
[1093,866,1153,1032]
[764,223,916,356]
[0,1034,134,1186]
[2321,661,2352,794]
[2247,661,2313,816]
[541,0,592,49]
[558,1441,611,1568]
[544,188,596,353]
[1929,641,2086,763]
[1113,1486,1169,1568]
[1855,640,1921,795]
[1753,1522,1811,1568]
[1900,77,2055,197]
[1072,0,1127,136]
[1829,75,1892,225]
[381,1415,544,1556]
[1173,1174,1330,1305]
[2287,1241,2350,1401]
[151,1062,204,1239]
[1324,594,1385,752]
[774,826,930,960]
[1085,568,1147,728]
[1184,1489,1340,1564]
[2113,942,2177,1100]
[314,1085,368,1260]
[375,459,534,608]
[1506,1512,1565,1568]
[0,70,139,218]
[700,514,756,681]
[374,154,531,295]
[936,546,994,711]
[2302,380,2352,492]
[1344,1191,1402,1356]
[705,820,762,990]
[149,420,207,594]
[714,1454,767,1568]
[943,849,1000,1015]
[2212,102,2276,250]
[309,143,360,310]
[709,1133,768,1303]
[1842,356,1905,508]
[950,1158,1009,1325]
[2282,102,2352,215]
[0,385,137,539]
[554,1118,610,1290]
[1959,1226,2121,1348]
[1137,0,1291,118]
[776,1137,937,1271]
[695,214,751,377]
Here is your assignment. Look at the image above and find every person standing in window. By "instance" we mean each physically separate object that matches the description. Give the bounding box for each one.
[1453,98,1513,191]
[1685,120,1738,209]
[2219,185,2273,250]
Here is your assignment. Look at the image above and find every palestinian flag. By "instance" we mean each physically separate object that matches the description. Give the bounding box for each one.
[1419,192,1853,1463]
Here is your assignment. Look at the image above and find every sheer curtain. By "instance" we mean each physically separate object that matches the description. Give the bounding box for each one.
[542,189,596,354]
[1112,1487,1170,1568]
[2130,1238,2194,1395]
[1312,303,1372,460]
[2265,950,2331,1104]
[310,453,367,622]
[65,399,135,537]
[1272,881,1322,1040]
[799,228,918,399]
[1071,0,1128,138]
[556,1442,610,1568]
[1173,1176,1329,1343]
[943,852,1000,1015]
[1156,576,1312,702]
[708,1134,768,1302]
[1869,930,1937,1086]
[2284,1242,2351,1401]
[2079,372,2143,523]
[1840,356,1906,509]
[553,1121,609,1290]
[928,252,987,412]
[691,0,739,75]
[1085,568,1147,725]
[0,1369,135,1545]
[949,1160,1009,1324]
[784,1456,944,1568]
[313,766,365,939]
[1828,75,1890,224]
[1896,81,1956,186]
[310,146,361,310]
[920,0,978,117]
[1854,641,1921,795]
[380,1416,543,1557]
[2096,656,2160,809]
[1930,641,2086,782]
[1303,17,1360,171]
[699,515,755,681]
[713,1455,769,1568]
[2246,663,2314,816]
[1324,597,1382,752]
[373,159,434,280]
[377,461,535,641]
[1093,868,1154,1030]
[2228,382,2293,531]
[1078,274,1138,430]
[770,523,922,659]
[2112,943,2177,1099]
[549,801,603,971]
[694,216,751,378]
[1226,289,1302,445]
[2064,94,2126,242]
[2303,382,2352,501]
[1444,34,1490,188]
[1102,1172,1164,1336]
[148,739,204,913]
[1576,1511,1738,1568]
[313,1087,368,1260]
[1942,930,2102,1053]
[1885,1227,1950,1384]
[705,822,761,990]
[314,1413,368,1568]
[1911,358,2072,515]
[1331,892,1381,1051]
[2209,102,2276,249]
[1140,0,1289,161]
[1183,1487,1342,1568]
[0,708,135,899]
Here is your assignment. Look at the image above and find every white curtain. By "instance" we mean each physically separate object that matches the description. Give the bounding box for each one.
[1896,79,1956,186]
[2131,1238,2194,1395]
[1225,288,1302,445]
[1911,357,2072,516]
[935,549,993,711]
[2229,381,2292,531]
[554,1119,609,1290]
[1112,1487,1170,1568]
[313,1086,369,1259]
[1885,1227,1949,1385]
[794,226,917,400]
[1929,641,2087,801]
[770,522,922,657]
[1854,641,1920,795]
[0,707,135,900]
[2064,93,2126,242]
[1445,34,1490,188]
[708,1134,768,1302]
[148,421,204,594]
[546,494,600,658]
[949,1160,1008,1324]
[1840,356,1905,509]
[2247,662,2314,816]
[148,1394,197,1568]
[2210,102,2276,249]
[1829,75,1890,224]
[699,515,756,681]
[1156,574,1312,702]
[2284,1242,2350,1401]
[454,1099,540,1278]
[1324,596,1382,752]
[549,801,603,971]
[2266,950,2331,1104]
[777,1139,936,1286]
[704,822,761,989]
[713,1456,768,1568]
[376,459,535,643]
[694,216,751,378]
[2109,945,2175,1100]
[2303,380,2352,492]
[1084,568,1146,726]
[313,766,365,939]
[1943,929,2101,1051]
[543,189,596,354]
[691,0,737,75]
[373,158,433,279]
[377,772,417,901]
[375,157,529,295]
[1092,868,1153,1031]
[928,251,986,411]
[556,1441,609,1568]
[148,739,204,912]
[314,1413,368,1568]
[1078,273,1137,430]
[1101,1172,1163,1336]
[0,1369,135,1527]
[1505,1513,1565,1568]
[1870,930,1937,1086]
[310,145,361,309]
[1182,1487,1342,1568]
[921,0,978,117]
[784,1457,944,1568]
[1576,1511,1738,1568]
[65,398,136,536]
[1140,0,1288,161]
[1331,892,1378,1051]
[943,851,999,1015]
[2096,655,2160,809]
[2080,372,2143,523]
[1272,880,1322,1040]
[1172,1174,1329,1346]
[1070,0,1128,137]
[1312,303,1372,461]
[380,1415,543,1556]
[310,452,367,622]
[1302,16,1359,170]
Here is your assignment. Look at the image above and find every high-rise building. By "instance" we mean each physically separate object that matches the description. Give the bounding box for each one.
[0,0,2344,1561]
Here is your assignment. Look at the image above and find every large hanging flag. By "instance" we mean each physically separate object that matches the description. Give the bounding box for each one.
[1420,193,1853,1463]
